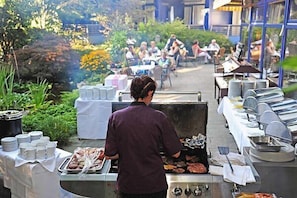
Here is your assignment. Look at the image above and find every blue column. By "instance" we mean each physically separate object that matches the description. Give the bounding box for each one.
[204,0,210,30]
[278,0,290,88]
[259,2,268,79]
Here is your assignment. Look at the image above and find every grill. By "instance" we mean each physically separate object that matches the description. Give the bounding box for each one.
[60,94,260,198]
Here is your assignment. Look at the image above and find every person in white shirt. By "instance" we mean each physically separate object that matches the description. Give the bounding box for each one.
[164,34,184,52]
[138,41,150,63]
[208,39,220,51]
[148,41,161,57]
[126,46,138,66]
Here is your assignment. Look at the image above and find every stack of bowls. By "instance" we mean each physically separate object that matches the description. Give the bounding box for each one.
[256,79,268,89]
[15,134,31,145]
[242,80,255,98]
[1,137,18,152]
[228,79,242,98]
[29,131,43,141]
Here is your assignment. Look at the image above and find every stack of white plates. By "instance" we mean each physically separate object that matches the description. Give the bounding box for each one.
[1,137,18,152]
[29,131,43,141]
[15,134,31,145]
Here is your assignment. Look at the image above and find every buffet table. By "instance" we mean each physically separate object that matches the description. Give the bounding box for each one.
[75,98,112,139]
[0,147,71,198]
[217,97,265,153]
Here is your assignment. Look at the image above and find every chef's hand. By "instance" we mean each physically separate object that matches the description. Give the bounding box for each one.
[105,154,119,160]
[172,151,181,158]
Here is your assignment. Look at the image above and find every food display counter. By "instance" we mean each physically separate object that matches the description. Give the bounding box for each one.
[217,97,265,153]
[243,147,297,198]
[60,96,261,198]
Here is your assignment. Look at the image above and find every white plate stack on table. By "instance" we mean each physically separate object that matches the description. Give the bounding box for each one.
[0,131,57,161]
[104,74,128,91]
[15,134,30,145]
[1,137,18,152]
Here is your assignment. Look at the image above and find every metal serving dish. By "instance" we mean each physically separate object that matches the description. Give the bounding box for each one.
[59,147,106,174]
[249,136,283,152]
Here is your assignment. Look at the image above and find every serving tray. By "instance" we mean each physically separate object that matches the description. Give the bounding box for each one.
[59,147,105,174]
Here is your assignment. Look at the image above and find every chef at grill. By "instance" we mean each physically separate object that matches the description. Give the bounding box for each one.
[105,75,182,198]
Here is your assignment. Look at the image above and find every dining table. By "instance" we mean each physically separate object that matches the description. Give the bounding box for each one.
[129,64,156,76]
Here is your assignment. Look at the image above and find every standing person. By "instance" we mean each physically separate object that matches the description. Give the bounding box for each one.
[192,40,211,64]
[168,41,181,68]
[164,34,184,52]
[105,75,181,198]
[264,40,275,72]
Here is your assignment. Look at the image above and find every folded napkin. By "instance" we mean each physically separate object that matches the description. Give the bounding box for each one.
[223,164,256,186]
[208,165,223,176]
[15,152,60,172]
[210,151,246,166]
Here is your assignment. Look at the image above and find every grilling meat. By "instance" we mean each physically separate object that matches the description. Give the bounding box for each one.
[164,164,177,170]
[185,155,200,163]
[186,162,207,173]
[172,168,185,173]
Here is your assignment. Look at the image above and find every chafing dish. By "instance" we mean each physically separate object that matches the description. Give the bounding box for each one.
[249,136,283,152]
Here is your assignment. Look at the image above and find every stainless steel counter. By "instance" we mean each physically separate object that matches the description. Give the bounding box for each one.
[60,158,261,198]
[243,147,297,197]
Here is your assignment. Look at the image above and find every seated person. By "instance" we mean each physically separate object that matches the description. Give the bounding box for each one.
[192,40,211,64]
[208,39,220,51]
[148,41,161,57]
[158,50,171,69]
[138,41,150,64]
[168,41,181,68]
[125,46,138,66]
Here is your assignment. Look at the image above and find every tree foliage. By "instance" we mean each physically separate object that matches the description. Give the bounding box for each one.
[13,33,81,92]
[0,0,28,61]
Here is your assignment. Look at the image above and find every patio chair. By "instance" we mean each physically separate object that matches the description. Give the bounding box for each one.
[153,65,172,89]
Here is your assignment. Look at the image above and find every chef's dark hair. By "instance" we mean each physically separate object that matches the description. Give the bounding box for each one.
[130,75,156,100]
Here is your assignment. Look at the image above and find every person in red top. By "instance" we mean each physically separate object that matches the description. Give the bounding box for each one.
[192,40,211,64]
[105,75,182,198]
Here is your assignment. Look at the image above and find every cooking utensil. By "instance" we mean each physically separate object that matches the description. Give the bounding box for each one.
[218,146,234,173]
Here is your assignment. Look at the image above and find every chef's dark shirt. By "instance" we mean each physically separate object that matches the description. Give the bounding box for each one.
[105,102,182,194]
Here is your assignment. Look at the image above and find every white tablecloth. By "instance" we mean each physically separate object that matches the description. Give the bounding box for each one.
[75,98,112,139]
[104,74,128,90]
[0,148,71,198]
[217,97,265,153]
[129,65,155,75]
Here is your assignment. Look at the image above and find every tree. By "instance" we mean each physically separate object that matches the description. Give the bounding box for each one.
[0,0,28,61]
[14,33,81,94]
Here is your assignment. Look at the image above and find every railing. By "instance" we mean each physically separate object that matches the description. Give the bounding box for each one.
[188,24,241,37]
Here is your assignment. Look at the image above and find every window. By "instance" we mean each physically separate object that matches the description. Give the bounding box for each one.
[241,8,251,24]
[252,6,264,22]
[184,4,204,25]
[289,0,297,20]
[267,1,285,24]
